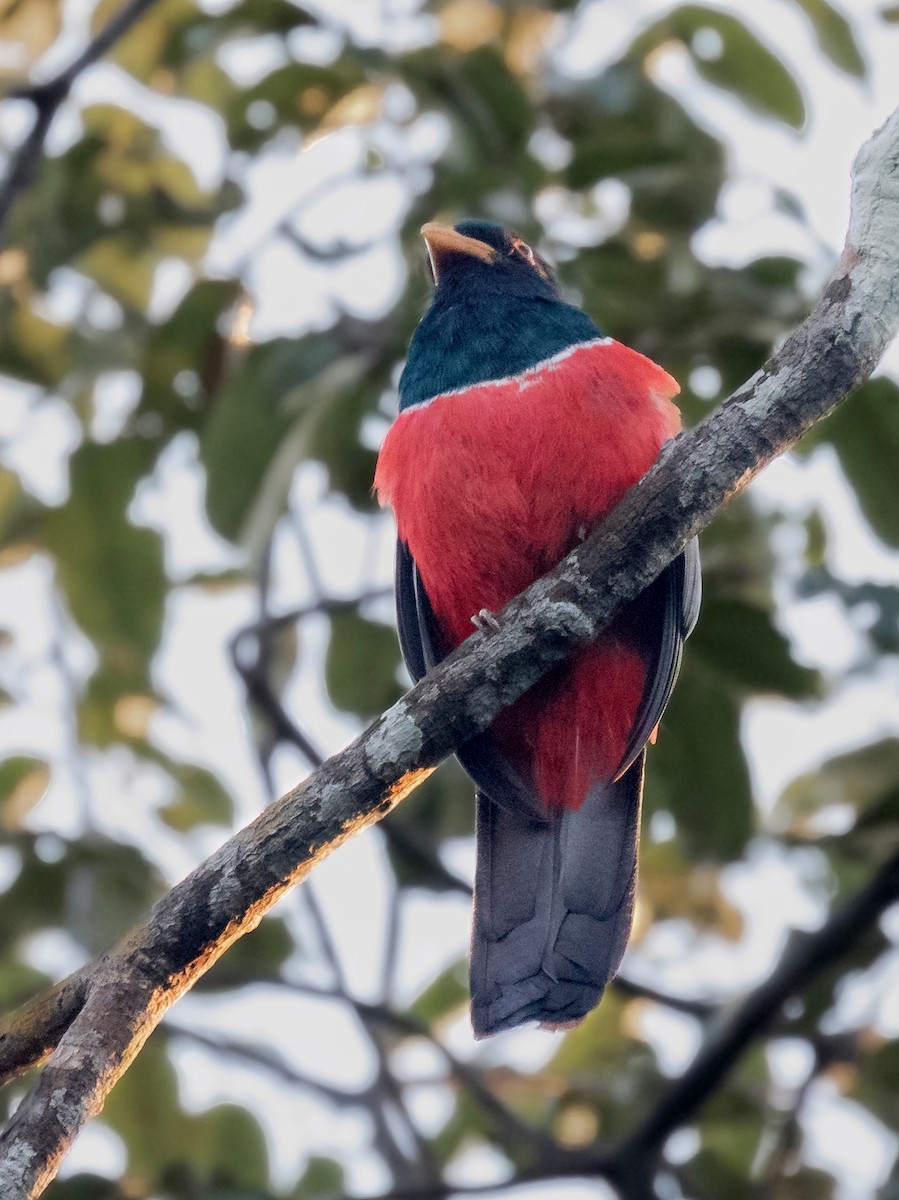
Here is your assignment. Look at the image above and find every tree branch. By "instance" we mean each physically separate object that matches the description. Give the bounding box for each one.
[1,107,898,1199]
[338,843,899,1200]
[0,0,162,246]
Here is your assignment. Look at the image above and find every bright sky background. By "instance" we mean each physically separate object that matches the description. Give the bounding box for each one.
[2,0,899,1196]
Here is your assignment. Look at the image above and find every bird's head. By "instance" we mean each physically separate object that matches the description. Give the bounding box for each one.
[398,217,599,410]
[421,220,561,302]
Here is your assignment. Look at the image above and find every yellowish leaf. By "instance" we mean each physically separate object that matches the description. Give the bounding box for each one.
[439,0,503,52]
[505,7,557,76]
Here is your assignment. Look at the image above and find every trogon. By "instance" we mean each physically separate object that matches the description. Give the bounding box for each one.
[375,220,700,1038]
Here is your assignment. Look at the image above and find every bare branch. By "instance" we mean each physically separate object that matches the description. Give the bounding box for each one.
[341,844,899,1200]
[0,107,898,1199]
[611,843,899,1184]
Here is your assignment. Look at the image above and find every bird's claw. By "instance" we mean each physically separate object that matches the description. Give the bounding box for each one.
[471,608,501,635]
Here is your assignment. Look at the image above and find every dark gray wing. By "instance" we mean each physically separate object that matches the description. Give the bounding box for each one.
[396,539,548,825]
[393,537,699,1037]
[614,538,701,779]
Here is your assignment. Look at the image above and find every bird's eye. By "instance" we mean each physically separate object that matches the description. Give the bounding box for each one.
[510,237,536,265]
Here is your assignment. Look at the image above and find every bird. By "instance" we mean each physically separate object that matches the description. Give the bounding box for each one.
[374,219,700,1038]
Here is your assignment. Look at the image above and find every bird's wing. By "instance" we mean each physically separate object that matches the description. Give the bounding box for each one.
[393,537,699,1036]
[396,539,549,824]
[614,537,701,779]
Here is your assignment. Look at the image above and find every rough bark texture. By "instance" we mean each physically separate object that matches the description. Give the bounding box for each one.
[0,107,898,1200]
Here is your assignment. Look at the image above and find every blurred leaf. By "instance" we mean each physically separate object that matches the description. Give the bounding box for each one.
[290,1155,345,1199]
[0,296,72,386]
[0,755,50,828]
[44,439,165,687]
[775,738,899,838]
[689,597,821,698]
[103,1036,183,1182]
[0,840,67,950]
[226,61,366,151]
[200,333,345,543]
[777,1167,838,1199]
[0,0,62,79]
[79,238,157,311]
[549,993,659,1139]
[803,377,899,548]
[384,758,476,889]
[41,1176,122,1200]
[67,837,166,955]
[650,660,753,859]
[188,1103,270,1191]
[409,957,468,1023]
[105,1033,269,1188]
[552,63,725,227]
[638,839,744,938]
[788,0,866,75]
[158,764,234,831]
[0,959,50,1009]
[139,279,241,433]
[324,610,404,715]
[305,381,381,511]
[197,916,295,990]
[854,1039,899,1131]
[631,7,806,128]
[882,3,899,19]
[90,0,195,83]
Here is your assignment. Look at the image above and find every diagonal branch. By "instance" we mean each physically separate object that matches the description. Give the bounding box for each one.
[0,0,162,245]
[0,106,898,1200]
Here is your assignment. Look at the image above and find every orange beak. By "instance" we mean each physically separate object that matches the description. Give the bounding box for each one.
[421,222,496,283]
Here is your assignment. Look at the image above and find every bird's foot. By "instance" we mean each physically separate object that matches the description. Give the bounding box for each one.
[471,608,501,635]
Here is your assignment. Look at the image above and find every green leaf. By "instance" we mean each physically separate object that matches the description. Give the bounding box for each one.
[689,597,821,698]
[0,843,66,950]
[324,610,404,716]
[305,382,381,512]
[139,279,241,436]
[188,1103,270,1191]
[44,438,165,674]
[804,377,899,548]
[384,759,476,890]
[855,1040,899,1131]
[788,0,866,76]
[199,333,344,543]
[225,60,366,150]
[409,958,468,1023]
[0,756,50,827]
[197,915,295,990]
[102,1037,183,1181]
[649,660,754,859]
[291,1155,345,1199]
[775,738,899,836]
[631,7,806,128]
[551,63,725,227]
[134,745,235,830]
[67,837,166,955]
[38,1176,122,1200]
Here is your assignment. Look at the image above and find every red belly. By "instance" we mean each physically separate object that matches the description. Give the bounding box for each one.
[376,340,681,808]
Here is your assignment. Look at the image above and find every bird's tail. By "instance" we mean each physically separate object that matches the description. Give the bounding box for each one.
[469,753,644,1038]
